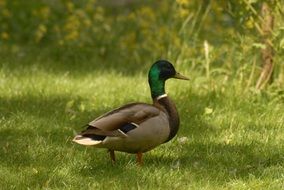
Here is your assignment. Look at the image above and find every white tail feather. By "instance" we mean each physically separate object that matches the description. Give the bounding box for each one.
[73,135,102,146]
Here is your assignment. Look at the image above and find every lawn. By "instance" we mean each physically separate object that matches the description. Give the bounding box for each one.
[0,1,284,189]
[0,47,283,189]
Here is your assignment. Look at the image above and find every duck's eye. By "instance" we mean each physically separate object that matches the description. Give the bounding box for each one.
[160,68,175,79]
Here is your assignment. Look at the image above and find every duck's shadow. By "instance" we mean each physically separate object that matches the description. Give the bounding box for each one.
[79,139,282,183]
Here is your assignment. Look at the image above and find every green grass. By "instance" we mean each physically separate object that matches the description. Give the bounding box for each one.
[0,48,284,190]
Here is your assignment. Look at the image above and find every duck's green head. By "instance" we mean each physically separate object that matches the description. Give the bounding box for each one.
[148,60,189,99]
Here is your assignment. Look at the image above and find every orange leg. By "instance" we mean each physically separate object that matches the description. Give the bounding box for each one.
[136,152,143,166]
[109,150,116,164]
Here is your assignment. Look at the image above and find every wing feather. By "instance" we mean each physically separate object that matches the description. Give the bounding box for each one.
[78,103,160,137]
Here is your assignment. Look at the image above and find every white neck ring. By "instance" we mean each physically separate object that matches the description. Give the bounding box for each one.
[156,94,167,100]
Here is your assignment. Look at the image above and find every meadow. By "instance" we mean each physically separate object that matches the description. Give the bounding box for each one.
[0,0,284,189]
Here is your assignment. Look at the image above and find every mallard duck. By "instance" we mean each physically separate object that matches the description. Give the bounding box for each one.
[73,60,188,165]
